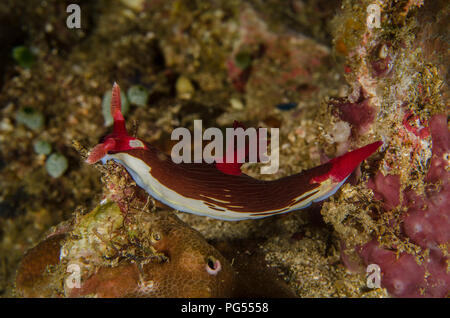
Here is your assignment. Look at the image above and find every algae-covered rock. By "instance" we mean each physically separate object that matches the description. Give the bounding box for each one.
[320,0,450,298]
[61,201,124,268]
[16,200,236,298]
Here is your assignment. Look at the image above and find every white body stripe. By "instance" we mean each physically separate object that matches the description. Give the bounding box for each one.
[103,153,347,221]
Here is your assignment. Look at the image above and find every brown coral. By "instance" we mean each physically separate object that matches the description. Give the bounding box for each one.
[16,234,66,297]
[15,203,236,298]
[15,159,236,298]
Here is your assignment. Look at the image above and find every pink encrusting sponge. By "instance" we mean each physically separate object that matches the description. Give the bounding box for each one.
[361,114,450,297]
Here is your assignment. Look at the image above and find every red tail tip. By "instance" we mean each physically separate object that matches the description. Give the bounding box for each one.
[312,141,383,183]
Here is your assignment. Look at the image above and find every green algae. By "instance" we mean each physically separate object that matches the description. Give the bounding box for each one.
[45,153,68,178]
[16,107,44,131]
[12,46,35,68]
[234,51,252,70]
[63,201,124,263]
[33,140,52,155]
[127,85,150,107]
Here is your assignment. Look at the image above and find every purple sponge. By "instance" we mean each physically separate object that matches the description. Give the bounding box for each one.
[359,114,449,297]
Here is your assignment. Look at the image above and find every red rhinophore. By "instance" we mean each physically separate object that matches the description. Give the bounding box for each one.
[110,82,127,137]
[85,141,112,164]
[311,141,383,183]
[86,83,146,164]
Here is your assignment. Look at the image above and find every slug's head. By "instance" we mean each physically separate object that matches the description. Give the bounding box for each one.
[86,82,147,164]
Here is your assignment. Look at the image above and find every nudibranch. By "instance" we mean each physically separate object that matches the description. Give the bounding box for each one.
[86,83,382,221]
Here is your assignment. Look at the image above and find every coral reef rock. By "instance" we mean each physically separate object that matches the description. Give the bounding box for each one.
[16,200,236,297]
